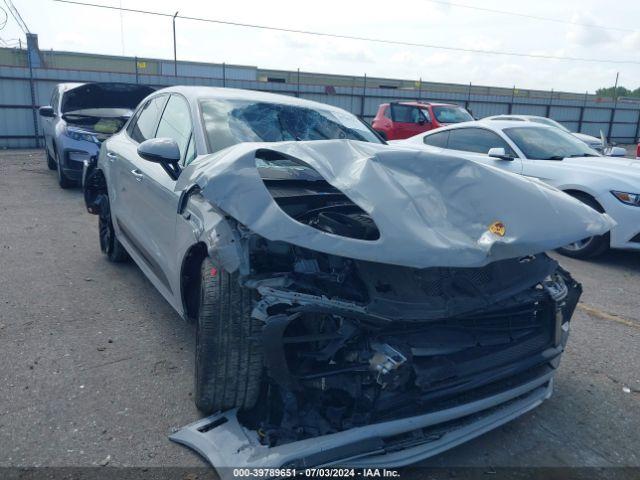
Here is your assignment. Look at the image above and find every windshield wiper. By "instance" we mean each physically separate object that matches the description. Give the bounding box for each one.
[542,155,565,160]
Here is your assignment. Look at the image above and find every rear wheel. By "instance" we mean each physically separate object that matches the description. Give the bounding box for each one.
[97,195,129,263]
[194,258,263,414]
[556,193,610,259]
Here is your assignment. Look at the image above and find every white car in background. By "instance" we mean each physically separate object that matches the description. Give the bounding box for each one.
[484,114,627,156]
[397,120,640,258]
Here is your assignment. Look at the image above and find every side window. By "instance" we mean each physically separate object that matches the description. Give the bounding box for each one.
[129,95,168,143]
[391,104,424,123]
[155,95,192,159]
[382,106,391,119]
[423,130,449,148]
[447,128,516,156]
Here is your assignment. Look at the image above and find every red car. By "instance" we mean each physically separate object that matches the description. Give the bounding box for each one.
[372,101,474,140]
[636,143,639,159]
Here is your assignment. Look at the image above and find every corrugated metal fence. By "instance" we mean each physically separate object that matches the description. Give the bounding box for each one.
[2,62,639,149]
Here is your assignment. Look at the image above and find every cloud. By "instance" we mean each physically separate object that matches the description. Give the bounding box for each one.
[622,31,640,51]
[565,13,612,46]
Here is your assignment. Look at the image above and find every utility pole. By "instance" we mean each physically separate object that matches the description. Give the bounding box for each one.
[172,11,179,76]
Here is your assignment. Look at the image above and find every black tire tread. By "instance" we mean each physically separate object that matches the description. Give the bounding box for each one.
[98,195,129,263]
[195,258,263,414]
[46,150,56,170]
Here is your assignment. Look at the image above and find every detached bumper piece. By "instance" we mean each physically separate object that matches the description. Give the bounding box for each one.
[170,372,553,480]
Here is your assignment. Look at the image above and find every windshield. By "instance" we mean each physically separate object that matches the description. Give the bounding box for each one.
[432,106,473,123]
[504,127,600,160]
[527,117,571,133]
[200,99,383,153]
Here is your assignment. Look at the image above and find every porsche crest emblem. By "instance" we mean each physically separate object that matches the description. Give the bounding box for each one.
[489,221,506,237]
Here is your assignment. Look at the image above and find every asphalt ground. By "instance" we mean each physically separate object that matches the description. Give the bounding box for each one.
[0,150,639,475]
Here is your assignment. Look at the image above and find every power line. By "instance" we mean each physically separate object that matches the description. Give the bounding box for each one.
[53,0,640,65]
[424,0,639,34]
[3,0,29,33]
[0,7,8,30]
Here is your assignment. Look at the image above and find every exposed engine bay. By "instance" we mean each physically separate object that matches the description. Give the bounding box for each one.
[227,154,582,447]
[64,109,130,136]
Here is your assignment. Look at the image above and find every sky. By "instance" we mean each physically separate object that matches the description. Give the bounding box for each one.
[1,0,640,93]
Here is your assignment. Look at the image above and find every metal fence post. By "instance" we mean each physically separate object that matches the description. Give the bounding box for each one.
[607,72,619,141]
[508,85,515,114]
[577,91,587,133]
[360,73,367,119]
[546,89,553,117]
[27,47,39,148]
[418,77,422,101]
[296,68,300,98]
[222,62,226,87]
[465,82,471,109]
[134,56,139,84]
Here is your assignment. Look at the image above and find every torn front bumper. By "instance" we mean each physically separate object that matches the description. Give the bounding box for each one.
[170,370,554,479]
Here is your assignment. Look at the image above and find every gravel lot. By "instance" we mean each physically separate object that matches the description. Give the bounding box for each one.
[1,150,639,471]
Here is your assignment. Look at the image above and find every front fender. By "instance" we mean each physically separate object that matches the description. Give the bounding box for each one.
[176,192,247,275]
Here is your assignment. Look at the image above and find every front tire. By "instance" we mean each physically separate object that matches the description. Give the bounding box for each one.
[56,151,75,189]
[556,193,610,259]
[194,258,263,414]
[46,149,56,170]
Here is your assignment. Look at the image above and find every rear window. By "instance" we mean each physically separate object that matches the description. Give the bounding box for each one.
[391,104,426,123]
[432,106,473,123]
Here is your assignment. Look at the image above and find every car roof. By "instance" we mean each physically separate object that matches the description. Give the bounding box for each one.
[153,85,347,113]
[486,114,543,121]
[391,101,459,108]
[57,82,85,92]
[420,119,555,134]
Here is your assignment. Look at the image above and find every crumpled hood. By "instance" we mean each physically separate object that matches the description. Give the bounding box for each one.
[177,140,614,269]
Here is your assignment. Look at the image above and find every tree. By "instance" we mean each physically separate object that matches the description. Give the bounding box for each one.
[595,86,640,98]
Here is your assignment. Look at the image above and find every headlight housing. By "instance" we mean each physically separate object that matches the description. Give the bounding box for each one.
[611,190,640,206]
[65,126,98,144]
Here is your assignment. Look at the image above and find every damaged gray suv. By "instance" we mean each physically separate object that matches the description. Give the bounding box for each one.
[84,86,613,472]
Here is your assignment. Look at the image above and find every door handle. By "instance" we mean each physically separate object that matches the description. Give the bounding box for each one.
[130,169,144,182]
[106,151,118,162]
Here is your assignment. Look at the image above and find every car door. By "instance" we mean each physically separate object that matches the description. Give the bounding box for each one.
[106,94,173,291]
[121,94,193,300]
[444,127,523,175]
[390,104,429,139]
[42,88,59,155]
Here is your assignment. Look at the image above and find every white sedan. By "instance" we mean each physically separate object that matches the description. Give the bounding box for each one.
[484,114,604,152]
[396,120,640,258]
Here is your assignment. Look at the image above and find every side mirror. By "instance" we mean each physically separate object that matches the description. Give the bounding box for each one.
[418,119,426,125]
[137,138,181,179]
[39,106,55,118]
[488,147,514,161]
[606,146,627,158]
